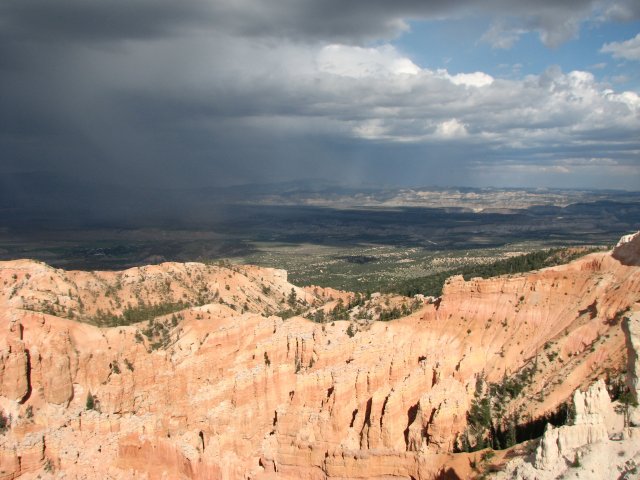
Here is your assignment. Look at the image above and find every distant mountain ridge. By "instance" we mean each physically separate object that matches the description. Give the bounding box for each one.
[2,172,639,230]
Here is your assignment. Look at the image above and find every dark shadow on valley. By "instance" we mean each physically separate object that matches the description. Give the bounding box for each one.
[1,199,639,271]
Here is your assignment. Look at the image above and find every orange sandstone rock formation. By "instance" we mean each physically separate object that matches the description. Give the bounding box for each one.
[0,234,638,479]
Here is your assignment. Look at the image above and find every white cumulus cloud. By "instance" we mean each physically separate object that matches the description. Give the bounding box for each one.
[435,119,468,139]
[446,71,495,88]
[317,44,420,78]
[601,33,640,61]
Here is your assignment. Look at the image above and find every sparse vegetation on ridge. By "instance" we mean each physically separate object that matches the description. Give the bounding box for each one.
[0,410,9,433]
[383,247,599,297]
[85,392,96,411]
[303,292,422,324]
[91,300,191,327]
[459,362,547,452]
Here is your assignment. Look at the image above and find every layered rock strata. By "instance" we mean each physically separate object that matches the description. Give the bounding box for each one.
[0,233,638,479]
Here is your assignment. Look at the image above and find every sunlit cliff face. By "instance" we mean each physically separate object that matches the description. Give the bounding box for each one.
[0,233,638,479]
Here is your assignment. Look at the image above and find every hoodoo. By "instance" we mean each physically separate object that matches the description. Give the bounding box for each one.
[0,233,639,479]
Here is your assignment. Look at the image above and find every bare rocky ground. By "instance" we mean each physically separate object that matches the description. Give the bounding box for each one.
[0,232,638,479]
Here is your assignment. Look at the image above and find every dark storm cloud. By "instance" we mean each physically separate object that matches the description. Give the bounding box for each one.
[0,0,215,43]
[2,0,636,44]
[1,0,639,214]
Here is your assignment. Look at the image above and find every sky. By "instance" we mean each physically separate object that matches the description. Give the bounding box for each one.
[1,0,639,195]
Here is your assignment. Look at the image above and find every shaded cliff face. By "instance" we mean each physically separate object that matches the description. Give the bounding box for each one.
[0,235,638,480]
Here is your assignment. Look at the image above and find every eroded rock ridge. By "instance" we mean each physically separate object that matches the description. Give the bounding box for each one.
[0,233,639,479]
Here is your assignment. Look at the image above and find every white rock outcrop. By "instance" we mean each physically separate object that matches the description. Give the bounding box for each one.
[534,380,614,471]
[496,304,640,480]
[613,231,640,266]
[625,312,640,401]
[624,310,640,427]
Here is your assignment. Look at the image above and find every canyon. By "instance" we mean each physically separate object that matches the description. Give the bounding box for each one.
[0,232,639,479]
